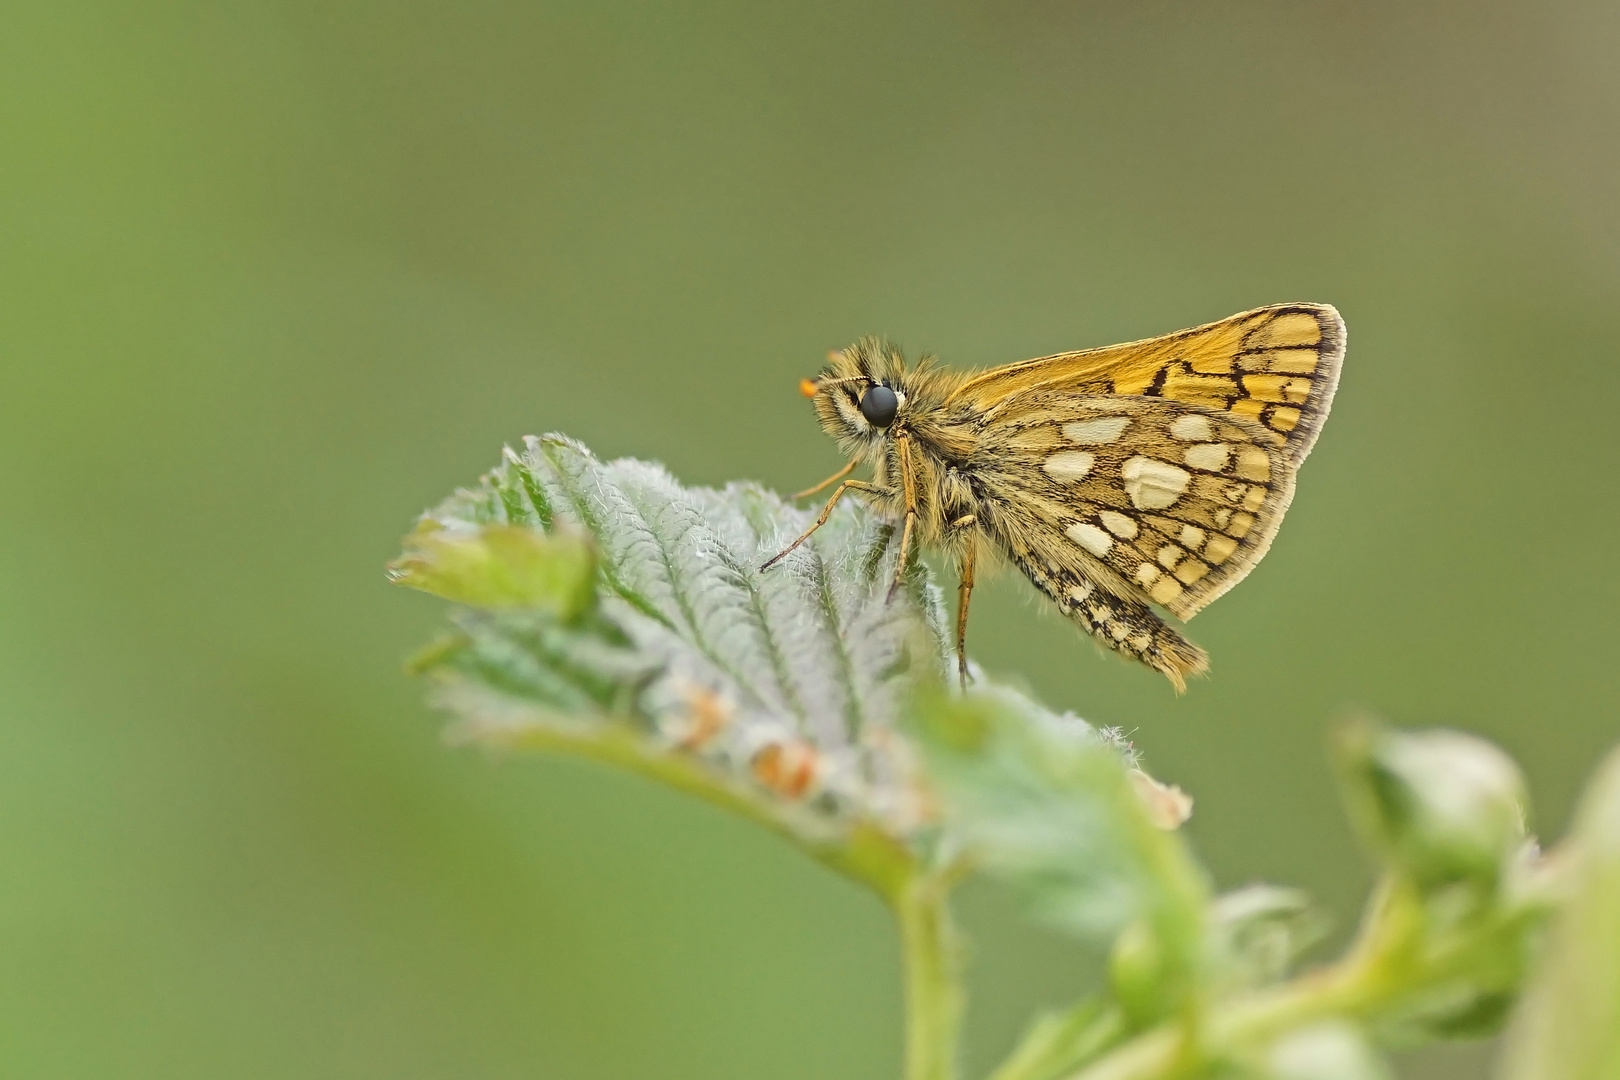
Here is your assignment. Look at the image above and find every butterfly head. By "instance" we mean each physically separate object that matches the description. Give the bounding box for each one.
[800,337,918,454]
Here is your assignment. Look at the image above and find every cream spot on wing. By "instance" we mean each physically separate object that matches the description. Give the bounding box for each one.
[1229,511,1255,538]
[1067,582,1093,604]
[1205,535,1239,564]
[1212,508,1233,529]
[1180,524,1206,549]
[1135,563,1160,587]
[1099,510,1138,539]
[1108,621,1130,641]
[1043,450,1096,482]
[1066,522,1114,558]
[1242,485,1267,511]
[1182,442,1231,472]
[1126,631,1152,651]
[1157,544,1184,569]
[1149,577,1184,605]
[1270,406,1302,432]
[1234,445,1271,481]
[1063,417,1132,444]
[1122,456,1192,510]
[1168,414,1214,441]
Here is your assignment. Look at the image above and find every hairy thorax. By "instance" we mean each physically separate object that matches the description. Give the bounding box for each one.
[871,425,980,548]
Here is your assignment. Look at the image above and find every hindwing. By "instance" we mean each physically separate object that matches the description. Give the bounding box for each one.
[969,395,1295,621]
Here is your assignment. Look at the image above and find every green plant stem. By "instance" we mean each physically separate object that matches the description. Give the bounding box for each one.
[896,873,963,1080]
[1057,874,1522,1080]
[1057,967,1367,1080]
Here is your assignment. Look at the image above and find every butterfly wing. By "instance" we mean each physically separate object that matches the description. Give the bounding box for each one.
[964,395,1297,686]
[948,304,1344,469]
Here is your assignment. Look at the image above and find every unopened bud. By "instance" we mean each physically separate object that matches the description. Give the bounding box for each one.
[1337,723,1527,891]
[1108,918,1177,1027]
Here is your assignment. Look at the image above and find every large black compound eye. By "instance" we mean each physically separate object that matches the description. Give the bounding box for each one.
[858,384,900,428]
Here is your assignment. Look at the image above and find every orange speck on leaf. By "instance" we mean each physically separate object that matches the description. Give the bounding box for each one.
[752,741,819,799]
[676,684,734,750]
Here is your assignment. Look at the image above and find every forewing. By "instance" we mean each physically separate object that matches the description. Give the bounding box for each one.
[970,395,1295,620]
[947,304,1343,468]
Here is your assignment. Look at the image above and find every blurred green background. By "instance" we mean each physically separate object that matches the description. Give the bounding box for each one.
[3,2,1617,1077]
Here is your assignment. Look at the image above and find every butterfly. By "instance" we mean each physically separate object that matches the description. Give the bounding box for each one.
[761,304,1345,690]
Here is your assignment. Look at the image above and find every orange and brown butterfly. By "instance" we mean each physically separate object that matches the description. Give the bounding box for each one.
[761,304,1345,690]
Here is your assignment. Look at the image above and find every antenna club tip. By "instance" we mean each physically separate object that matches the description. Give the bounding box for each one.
[798,378,819,398]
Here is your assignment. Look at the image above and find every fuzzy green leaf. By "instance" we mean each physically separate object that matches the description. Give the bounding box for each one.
[397,434,950,854]
[905,683,1210,1015]
[1499,745,1620,1080]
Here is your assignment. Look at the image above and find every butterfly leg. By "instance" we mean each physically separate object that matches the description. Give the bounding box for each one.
[759,479,893,571]
[952,516,978,686]
[792,459,856,499]
[886,510,918,601]
[885,436,921,601]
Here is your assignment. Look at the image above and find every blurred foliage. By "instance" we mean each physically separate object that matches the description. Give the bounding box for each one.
[5,2,1620,1078]
[1499,747,1620,1080]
